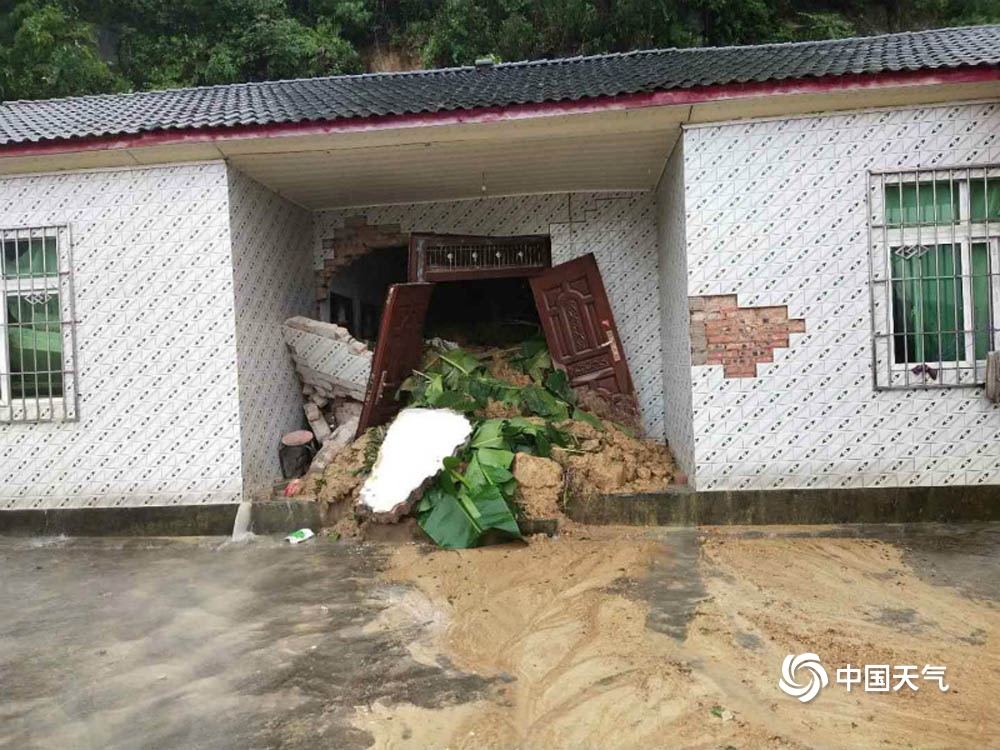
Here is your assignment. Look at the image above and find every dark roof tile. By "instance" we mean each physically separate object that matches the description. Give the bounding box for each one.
[0,24,998,145]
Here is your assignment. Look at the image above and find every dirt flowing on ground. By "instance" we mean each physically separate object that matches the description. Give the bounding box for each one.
[354,526,1000,749]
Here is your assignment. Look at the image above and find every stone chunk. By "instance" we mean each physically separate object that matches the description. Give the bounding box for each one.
[304,403,331,443]
[307,417,359,474]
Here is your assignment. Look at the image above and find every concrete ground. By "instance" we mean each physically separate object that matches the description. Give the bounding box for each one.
[1,524,998,749]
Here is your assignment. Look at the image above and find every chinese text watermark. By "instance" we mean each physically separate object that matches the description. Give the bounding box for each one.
[779,654,949,703]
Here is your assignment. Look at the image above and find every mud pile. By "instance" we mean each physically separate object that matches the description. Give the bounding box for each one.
[297,341,676,545]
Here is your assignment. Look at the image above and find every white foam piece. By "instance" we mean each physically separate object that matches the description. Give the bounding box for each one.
[359,408,472,517]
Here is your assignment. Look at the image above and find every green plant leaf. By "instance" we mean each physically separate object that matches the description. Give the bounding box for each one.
[522,385,569,421]
[505,416,540,436]
[468,484,521,539]
[417,483,521,549]
[500,477,518,500]
[544,422,574,448]
[463,453,489,491]
[432,390,478,412]
[572,407,605,431]
[418,491,481,549]
[439,456,462,493]
[457,488,483,521]
[545,369,576,404]
[471,418,507,449]
[523,349,551,382]
[534,431,551,457]
[424,373,444,404]
[481,464,514,485]
[477,447,514,469]
[439,349,480,387]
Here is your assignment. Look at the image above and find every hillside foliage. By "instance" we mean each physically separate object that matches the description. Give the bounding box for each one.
[0,0,998,100]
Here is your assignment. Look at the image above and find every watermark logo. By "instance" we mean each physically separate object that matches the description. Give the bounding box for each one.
[779,656,949,702]
[779,653,829,703]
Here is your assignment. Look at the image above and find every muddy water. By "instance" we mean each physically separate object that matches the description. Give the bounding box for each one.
[359,526,1000,749]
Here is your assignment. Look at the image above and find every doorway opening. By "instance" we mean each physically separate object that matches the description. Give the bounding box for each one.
[424,276,541,347]
[326,246,408,343]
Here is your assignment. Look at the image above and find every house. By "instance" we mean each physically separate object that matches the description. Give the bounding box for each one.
[1,24,999,517]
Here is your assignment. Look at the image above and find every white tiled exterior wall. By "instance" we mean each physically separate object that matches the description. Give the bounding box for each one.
[0,162,245,509]
[656,143,695,478]
[13,102,993,509]
[314,192,666,438]
[228,169,315,496]
[684,100,1000,490]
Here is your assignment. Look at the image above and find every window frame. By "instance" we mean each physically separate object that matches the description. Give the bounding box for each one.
[0,225,78,422]
[886,237,998,374]
[869,166,1000,390]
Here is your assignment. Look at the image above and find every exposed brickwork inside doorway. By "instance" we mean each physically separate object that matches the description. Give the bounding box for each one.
[316,215,408,301]
[689,295,805,378]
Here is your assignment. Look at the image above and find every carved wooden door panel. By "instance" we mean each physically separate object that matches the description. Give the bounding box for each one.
[356,282,433,437]
[529,254,639,425]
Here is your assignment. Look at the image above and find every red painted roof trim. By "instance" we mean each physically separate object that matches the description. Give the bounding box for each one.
[1,66,998,158]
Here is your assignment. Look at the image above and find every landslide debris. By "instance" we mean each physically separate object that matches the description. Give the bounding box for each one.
[302,337,676,548]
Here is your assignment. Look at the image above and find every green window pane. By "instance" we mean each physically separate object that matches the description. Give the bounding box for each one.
[891,244,964,364]
[885,182,959,226]
[6,292,63,399]
[2,236,58,278]
[972,243,992,360]
[970,178,1000,222]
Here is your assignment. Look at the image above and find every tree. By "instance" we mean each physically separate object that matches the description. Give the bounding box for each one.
[83,0,362,90]
[0,2,124,100]
[2,0,999,100]
[421,0,494,67]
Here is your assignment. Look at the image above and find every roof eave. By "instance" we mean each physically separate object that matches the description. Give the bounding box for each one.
[1,65,997,159]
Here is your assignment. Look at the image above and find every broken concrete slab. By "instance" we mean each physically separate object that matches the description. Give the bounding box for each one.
[358,408,472,523]
[283,316,373,401]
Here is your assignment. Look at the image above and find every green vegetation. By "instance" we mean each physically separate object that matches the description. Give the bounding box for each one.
[0,0,998,101]
[401,340,596,548]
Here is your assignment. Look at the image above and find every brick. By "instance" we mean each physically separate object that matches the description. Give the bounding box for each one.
[787,319,807,334]
[688,295,805,380]
[318,218,408,274]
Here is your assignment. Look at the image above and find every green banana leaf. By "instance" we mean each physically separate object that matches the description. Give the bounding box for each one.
[418,484,521,549]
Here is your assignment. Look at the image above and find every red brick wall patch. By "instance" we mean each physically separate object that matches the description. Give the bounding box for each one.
[689,295,805,378]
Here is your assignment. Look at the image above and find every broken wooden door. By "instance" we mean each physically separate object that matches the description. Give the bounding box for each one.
[529,253,640,427]
[356,282,434,437]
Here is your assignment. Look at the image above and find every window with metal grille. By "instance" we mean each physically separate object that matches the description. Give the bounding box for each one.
[0,226,77,422]
[868,167,1000,389]
[409,234,551,282]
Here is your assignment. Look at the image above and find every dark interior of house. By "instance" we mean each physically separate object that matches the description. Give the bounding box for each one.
[327,246,408,342]
[423,277,541,347]
[327,242,543,348]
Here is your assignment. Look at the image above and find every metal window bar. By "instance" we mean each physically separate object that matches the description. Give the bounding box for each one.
[868,165,1000,390]
[426,242,548,271]
[0,225,77,422]
[422,237,551,275]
